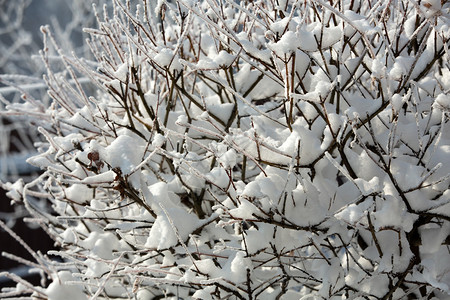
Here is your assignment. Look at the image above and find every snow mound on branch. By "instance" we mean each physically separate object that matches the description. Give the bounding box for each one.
[46,271,87,300]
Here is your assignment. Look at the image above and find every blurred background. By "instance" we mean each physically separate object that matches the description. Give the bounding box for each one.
[0,0,107,288]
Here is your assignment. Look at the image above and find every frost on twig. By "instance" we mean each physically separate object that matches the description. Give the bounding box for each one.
[1,0,449,299]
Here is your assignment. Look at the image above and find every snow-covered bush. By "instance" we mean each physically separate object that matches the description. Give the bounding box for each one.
[1,0,449,299]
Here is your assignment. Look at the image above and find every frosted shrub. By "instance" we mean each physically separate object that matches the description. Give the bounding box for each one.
[1,0,449,299]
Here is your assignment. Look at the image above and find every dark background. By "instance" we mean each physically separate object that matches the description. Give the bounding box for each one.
[0,0,69,289]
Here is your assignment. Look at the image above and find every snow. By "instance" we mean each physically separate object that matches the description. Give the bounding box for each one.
[269,31,300,55]
[192,288,214,300]
[389,158,425,190]
[269,18,290,35]
[343,10,376,36]
[207,103,235,122]
[238,34,272,63]
[79,231,119,259]
[226,251,252,282]
[420,223,450,255]
[114,62,129,82]
[64,184,92,204]
[195,57,219,70]
[354,177,380,196]
[205,167,229,188]
[214,50,235,67]
[61,228,76,244]
[46,271,87,300]
[335,198,373,226]
[153,48,174,67]
[279,122,322,164]
[218,148,237,169]
[81,170,116,184]
[434,93,450,111]
[295,49,310,77]
[372,194,418,232]
[3,179,24,202]
[152,133,166,148]
[358,274,390,298]
[320,25,342,49]
[297,28,317,52]
[285,181,328,227]
[391,93,403,112]
[146,205,200,249]
[229,197,258,219]
[390,56,415,80]
[2,0,450,299]
[422,0,443,16]
[105,135,144,175]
